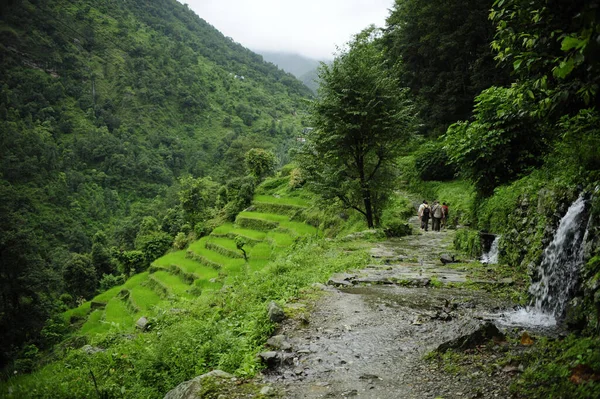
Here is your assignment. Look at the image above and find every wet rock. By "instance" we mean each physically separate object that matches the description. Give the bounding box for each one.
[258,351,280,366]
[436,321,505,352]
[267,301,286,322]
[327,273,356,287]
[163,370,234,399]
[266,335,292,351]
[440,254,458,265]
[563,297,587,331]
[136,316,149,331]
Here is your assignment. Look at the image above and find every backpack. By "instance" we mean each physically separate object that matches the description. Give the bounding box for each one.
[433,204,443,218]
[422,207,430,217]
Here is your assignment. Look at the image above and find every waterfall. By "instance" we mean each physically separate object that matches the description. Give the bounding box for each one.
[481,236,500,264]
[500,194,589,328]
[529,194,589,317]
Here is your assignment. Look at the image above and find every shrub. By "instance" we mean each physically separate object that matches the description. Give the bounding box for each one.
[414,142,456,181]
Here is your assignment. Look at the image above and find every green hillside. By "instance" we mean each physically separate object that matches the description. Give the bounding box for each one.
[0,177,366,398]
[0,0,312,366]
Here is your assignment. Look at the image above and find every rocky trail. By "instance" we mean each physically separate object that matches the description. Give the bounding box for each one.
[263,217,518,399]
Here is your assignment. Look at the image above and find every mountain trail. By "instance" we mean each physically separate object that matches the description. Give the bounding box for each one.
[263,216,515,398]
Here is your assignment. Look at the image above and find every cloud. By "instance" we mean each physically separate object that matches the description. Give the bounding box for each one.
[181,0,394,60]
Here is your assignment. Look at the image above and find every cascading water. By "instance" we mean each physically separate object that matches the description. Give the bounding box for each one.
[481,236,500,264]
[500,194,589,328]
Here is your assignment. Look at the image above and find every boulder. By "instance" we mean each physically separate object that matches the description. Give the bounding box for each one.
[258,351,280,366]
[267,301,285,323]
[436,320,505,353]
[136,316,149,331]
[163,370,235,399]
[266,335,292,351]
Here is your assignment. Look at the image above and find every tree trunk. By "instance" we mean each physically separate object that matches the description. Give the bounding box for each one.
[357,154,374,228]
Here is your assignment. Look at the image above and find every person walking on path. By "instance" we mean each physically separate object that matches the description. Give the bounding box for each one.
[442,202,449,229]
[431,200,444,231]
[418,200,430,231]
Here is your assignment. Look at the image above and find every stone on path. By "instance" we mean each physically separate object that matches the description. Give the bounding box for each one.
[268,301,286,322]
[163,370,234,399]
[436,320,505,353]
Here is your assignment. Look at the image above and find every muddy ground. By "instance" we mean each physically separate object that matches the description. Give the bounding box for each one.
[263,218,521,399]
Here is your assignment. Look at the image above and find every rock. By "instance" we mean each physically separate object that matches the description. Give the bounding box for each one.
[163,370,234,399]
[436,321,505,352]
[260,386,275,396]
[81,345,105,355]
[267,301,286,322]
[440,254,457,265]
[327,273,356,287]
[563,297,586,331]
[266,335,292,351]
[258,351,280,366]
[136,316,149,331]
[311,283,328,290]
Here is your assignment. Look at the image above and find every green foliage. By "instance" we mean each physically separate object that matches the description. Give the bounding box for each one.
[490,0,600,116]
[299,27,415,228]
[63,254,97,300]
[98,273,126,293]
[384,0,508,136]
[116,250,145,276]
[510,335,600,398]
[443,86,548,196]
[453,229,482,258]
[414,142,456,181]
[0,0,312,364]
[244,148,277,181]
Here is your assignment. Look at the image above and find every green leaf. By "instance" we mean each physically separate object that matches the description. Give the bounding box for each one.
[560,36,585,52]
[513,59,523,71]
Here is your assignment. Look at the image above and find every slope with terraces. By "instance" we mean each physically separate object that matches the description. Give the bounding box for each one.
[63,182,317,336]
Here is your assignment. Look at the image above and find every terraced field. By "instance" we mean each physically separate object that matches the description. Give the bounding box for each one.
[63,185,317,336]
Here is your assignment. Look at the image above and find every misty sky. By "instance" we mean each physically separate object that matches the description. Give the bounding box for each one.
[180,0,394,60]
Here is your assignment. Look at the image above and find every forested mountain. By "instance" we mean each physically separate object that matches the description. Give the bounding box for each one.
[0,0,312,366]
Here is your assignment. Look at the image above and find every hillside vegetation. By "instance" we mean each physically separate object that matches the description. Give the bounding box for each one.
[0,0,313,367]
[1,176,369,397]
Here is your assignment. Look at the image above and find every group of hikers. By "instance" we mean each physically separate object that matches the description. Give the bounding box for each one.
[417,200,449,232]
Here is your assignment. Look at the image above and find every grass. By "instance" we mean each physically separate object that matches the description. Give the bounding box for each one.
[266,231,295,247]
[253,195,309,207]
[236,211,290,223]
[153,251,220,280]
[188,239,247,270]
[151,270,194,298]
[103,298,134,329]
[129,285,162,313]
[79,309,108,335]
[211,223,267,241]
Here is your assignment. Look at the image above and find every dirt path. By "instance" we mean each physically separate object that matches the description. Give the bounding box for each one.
[264,217,514,398]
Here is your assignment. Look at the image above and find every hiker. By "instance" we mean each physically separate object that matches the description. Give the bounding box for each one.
[418,200,430,231]
[442,202,449,228]
[431,200,444,231]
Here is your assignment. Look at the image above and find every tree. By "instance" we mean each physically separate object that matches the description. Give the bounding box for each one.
[443,86,547,195]
[383,0,508,136]
[244,148,277,181]
[299,27,415,228]
[63,254,97,300]
[490,0,600,116]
